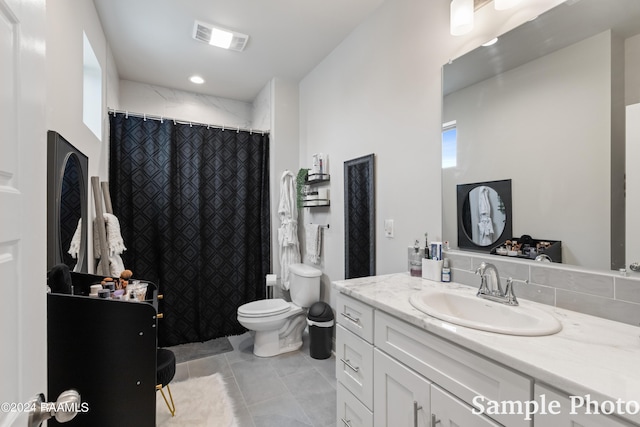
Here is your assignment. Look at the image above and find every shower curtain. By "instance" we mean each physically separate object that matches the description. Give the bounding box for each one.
[109,113,270,347]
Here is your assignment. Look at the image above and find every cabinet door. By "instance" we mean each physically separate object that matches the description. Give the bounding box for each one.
[337,383,373,427]
[534,384,636,427]
[374,349,430,427]
[431,385,501,427]
[336,325,374,410]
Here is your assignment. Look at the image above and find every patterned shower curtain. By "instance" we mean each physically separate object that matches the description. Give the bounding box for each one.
[109,113,270,347]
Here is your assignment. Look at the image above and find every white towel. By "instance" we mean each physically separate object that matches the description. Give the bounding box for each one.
[68,218,82,259]
[306,224,322,264]
[97,254,125,277]
[94,213,127,258]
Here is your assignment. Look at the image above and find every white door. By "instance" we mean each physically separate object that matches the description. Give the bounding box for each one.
[626,103,640,273]
[0,0,47,426]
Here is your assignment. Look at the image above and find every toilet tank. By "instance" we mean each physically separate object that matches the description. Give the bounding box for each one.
[288,263,321,307]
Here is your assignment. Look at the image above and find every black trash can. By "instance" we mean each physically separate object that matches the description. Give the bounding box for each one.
[307,301,334,359]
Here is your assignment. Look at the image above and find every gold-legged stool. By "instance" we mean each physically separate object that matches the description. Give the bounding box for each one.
[156,348,176,416]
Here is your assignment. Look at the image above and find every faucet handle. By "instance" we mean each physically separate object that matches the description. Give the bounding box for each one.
[504,277,528,306]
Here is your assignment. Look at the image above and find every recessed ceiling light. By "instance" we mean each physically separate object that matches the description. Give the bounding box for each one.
[482,37,499,46]
[189,75,205,84]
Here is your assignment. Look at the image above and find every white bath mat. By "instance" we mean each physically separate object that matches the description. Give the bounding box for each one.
[156,373,238,427]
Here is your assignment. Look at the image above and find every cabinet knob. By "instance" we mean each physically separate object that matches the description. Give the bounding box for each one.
[156,313,164,319]
[157,294,164,300]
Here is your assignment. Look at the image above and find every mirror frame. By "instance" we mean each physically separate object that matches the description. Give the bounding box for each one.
[456,179,512,252]
[47,130,89,273]
[344,153,375,279]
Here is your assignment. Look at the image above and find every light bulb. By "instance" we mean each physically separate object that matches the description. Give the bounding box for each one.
[450,0,474,36]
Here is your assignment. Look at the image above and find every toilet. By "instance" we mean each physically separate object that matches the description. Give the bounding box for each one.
[237,263,321,357]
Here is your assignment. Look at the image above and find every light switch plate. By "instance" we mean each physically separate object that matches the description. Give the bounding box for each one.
[384,219,394,238]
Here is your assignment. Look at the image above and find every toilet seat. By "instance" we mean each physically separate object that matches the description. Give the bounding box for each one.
[238,298,291,318]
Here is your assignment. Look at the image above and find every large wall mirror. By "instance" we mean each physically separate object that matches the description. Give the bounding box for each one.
[442,0,640,272]
[344,154,375,279]
[47,131,89,273]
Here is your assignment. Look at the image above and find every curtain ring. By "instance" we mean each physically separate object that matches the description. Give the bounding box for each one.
[125,111,129,119]
[143,114,146,121]
[160,116,164,123]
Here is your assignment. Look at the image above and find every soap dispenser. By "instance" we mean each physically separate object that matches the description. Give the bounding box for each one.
[409,240,423,277]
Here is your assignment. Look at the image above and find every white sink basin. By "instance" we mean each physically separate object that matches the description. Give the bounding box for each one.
[409,289,562,336]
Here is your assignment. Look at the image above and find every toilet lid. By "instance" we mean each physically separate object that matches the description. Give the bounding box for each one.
[238,299,291,318]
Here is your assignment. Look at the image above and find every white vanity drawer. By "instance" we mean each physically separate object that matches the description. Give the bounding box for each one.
[337,382,373,427]
[374,310,532,427]
[337,293,375,344]
[336,324,374,410]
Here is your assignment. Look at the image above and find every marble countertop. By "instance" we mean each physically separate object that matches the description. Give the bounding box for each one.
[333,273,640,425]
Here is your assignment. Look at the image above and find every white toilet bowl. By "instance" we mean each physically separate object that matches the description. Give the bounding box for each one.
[237,263,322,357]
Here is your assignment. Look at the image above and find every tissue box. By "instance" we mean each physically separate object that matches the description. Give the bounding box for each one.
[422,259,443,281]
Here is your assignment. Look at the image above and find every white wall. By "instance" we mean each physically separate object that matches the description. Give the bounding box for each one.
[627,34,640,106]
[116,80,254,130]
[298,0,563,305]
[47,0,116,270]
[443,31,612,269]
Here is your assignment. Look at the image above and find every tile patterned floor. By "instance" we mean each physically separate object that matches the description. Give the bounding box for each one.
[173,331,336,427]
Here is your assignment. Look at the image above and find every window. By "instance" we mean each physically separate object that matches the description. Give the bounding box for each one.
[83,32,102,140]
[442,120,457,169]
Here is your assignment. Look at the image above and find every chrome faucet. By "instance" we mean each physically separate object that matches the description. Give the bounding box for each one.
[475,262,526,306]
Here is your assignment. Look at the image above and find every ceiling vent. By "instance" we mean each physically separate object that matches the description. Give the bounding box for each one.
[193,20,249,52]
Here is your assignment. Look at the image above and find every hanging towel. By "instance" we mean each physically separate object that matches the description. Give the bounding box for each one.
[68,218,82,259]
[278,170,301,290]
[94,213,127,258]
[97,254,125,277]
[306,224,322,264]
[477,186,494,245]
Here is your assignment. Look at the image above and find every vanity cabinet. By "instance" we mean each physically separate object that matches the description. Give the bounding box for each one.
[336,292,532,427]
[373,349,430,427]
[48,273,159,426]
[534,384,635,427]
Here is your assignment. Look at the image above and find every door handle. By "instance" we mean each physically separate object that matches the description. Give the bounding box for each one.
[28,390,82,427]
[431,413,441,426]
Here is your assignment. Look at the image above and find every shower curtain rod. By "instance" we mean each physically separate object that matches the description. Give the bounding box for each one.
[108,108,269,135]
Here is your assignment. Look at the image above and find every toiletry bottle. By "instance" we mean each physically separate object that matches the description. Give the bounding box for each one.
[424,233,430,259]
[441,259,451,282]
[410,240,422,277]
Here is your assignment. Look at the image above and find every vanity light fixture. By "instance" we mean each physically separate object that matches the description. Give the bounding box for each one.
[189,75,205,84]
[192,20,249,52]
[451,0,526,36]
[450,0,474,36]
